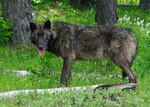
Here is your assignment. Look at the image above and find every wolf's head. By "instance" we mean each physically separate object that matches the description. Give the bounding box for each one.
[30,20,55,56]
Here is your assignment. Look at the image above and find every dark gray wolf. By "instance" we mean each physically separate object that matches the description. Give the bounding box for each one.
[30,20,137,86]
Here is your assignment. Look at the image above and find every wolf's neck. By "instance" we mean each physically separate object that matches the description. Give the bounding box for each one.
[47,37,60,56]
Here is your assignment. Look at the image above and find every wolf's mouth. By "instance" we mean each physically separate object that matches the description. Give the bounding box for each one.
[39,47,45,56]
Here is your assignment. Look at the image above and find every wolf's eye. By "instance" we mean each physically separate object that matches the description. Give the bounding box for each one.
[44,35,47,39]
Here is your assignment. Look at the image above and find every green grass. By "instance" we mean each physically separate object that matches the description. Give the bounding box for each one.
[0,2,150,106]
[1,78,150,107]
[0,88,146,107]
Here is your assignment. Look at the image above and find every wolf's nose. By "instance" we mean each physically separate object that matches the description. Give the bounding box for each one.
[39,47,43,50]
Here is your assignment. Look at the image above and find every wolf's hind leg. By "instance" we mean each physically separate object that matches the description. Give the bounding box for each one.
[122,60,134,80]
[112,55,136,83]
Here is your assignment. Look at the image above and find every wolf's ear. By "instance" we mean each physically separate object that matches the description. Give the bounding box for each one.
[30,22,37,32]
[44,20,51,29]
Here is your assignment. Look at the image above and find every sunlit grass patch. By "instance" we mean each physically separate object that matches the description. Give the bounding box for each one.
[0,71,58,92]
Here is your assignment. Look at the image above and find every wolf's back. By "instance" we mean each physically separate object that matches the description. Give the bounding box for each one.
[111,27,130,39]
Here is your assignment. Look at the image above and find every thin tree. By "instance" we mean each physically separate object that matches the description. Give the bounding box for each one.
[95,0,118,25]
[1,0,32,45]
[139,0,150,9]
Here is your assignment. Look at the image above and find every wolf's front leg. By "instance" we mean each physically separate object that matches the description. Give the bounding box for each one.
[60,57,74,86]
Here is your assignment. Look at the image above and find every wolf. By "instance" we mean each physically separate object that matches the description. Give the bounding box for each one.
[30,20,137,86]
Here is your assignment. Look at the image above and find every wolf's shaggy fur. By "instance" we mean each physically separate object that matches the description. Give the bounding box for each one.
[30,21,137,86]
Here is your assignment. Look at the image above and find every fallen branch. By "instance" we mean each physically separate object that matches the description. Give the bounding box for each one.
[0,83,136,99]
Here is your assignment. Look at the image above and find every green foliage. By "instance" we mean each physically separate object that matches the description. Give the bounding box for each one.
[33,2,95,25]
[0,18,12,43]
[31,0,140,6]
[31,0,49,4]
[31,0,69,5]
[118,0,140,5]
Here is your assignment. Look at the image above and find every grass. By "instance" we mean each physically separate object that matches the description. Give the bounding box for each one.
[0,46,123,92]
[0,89,146,107]
[1,77,150,107]
[0,1,150,106]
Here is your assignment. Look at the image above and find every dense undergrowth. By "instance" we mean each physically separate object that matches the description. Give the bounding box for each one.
[0,1,150,107]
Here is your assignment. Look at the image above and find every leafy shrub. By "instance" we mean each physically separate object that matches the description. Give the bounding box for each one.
[0,17,12,43]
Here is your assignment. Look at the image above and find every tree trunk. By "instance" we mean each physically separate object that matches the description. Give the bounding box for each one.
[95,0,118,25]
[70,0,95,8]
[139,0,150,9]
[1,0,32,45]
